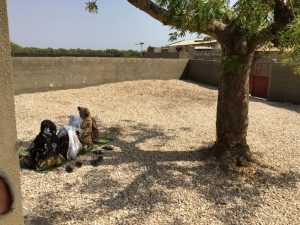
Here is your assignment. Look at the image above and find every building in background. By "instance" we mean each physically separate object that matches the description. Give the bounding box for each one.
[144,38,221,59]
[144,38,282,61]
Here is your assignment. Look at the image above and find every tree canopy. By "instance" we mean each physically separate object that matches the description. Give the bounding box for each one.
[87,0,299,69]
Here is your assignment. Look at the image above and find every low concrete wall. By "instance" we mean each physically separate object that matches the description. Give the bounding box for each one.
[12,57,300,105]
[187,59,300,104]
[188,59,220,86]
[12,57,188,94]
[268,63,300,104]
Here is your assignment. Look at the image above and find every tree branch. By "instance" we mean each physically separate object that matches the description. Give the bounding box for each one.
[127,0,178,27]
[254,0,295,45]
[206,20,229,39]
[127,0,228,37]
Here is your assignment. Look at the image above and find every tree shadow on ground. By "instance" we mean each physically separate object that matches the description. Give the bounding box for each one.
[182,79,300,113]
[183,79,219,91]
[34,122,299,224]
[249,96,300,113]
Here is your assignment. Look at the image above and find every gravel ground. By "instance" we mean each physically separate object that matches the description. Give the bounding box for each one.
[15,80,300,225]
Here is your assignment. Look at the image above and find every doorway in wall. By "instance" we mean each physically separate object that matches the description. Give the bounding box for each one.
[249,60,271,99]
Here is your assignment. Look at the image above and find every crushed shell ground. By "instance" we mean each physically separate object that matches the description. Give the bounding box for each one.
[15,80,300,225]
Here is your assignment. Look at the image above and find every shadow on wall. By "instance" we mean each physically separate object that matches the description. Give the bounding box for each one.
[186,59,221,87]
[33,122,300,224]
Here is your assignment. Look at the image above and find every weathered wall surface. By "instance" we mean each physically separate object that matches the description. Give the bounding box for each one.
[268,63,300,104]
[12,57,188,94]
[0,1,24,224]
[188,59,220,86]
[188,59,300,105]
[12,57,300,104]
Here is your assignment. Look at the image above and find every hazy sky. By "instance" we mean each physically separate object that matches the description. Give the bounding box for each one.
[7,0,237,50]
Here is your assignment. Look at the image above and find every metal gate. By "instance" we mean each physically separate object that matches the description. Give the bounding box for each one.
[249,61,271,99]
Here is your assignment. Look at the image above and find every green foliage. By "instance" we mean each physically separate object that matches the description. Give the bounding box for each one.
[276,1,300,74]
[10,42,142,58]
[11,41,26,54]
[157,0,233,39]
[232,0,275,36]
[221,55,248,74]
[156,0,300,73]
[293,65,300,74]
[202,36,215,42]
[86,0,300,72]
[85,1,298,47]
[279,17,300,74]
[85,0,98,13]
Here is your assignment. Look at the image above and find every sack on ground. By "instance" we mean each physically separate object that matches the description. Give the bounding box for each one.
[58,115,83,160]
[28,120,62,169]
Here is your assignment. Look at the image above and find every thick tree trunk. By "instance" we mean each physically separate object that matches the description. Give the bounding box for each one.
[213,50,255,168]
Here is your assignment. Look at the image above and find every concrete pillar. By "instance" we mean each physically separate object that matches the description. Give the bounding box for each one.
[0,0,24,224]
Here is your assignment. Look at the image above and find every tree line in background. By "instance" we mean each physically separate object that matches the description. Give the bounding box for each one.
[10,42,142,57]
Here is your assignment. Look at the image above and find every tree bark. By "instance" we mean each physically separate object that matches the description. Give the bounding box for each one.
[213,50,255,168]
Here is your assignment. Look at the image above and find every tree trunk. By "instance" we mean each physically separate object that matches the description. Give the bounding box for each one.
[213,50,255,168]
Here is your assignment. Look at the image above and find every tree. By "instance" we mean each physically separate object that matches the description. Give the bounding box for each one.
[87,0,299,169]
[10,42,142,57]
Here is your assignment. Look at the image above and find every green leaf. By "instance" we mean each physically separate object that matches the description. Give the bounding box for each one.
[85,0,98,13]
[19,148,30,157]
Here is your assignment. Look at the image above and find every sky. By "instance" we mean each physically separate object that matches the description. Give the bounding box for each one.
[7,0,237,51]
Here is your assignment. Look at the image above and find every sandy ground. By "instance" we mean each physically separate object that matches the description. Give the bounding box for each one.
[15,80,300,225]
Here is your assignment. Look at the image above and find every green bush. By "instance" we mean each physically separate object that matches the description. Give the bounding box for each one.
[10,42,142,58]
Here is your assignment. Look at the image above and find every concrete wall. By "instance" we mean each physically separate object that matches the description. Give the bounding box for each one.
[12,57,188,94]
[268,63,300,104]
[190,49,222,60]
[187,59,221,86]
[12,57,300,105]
[143,51,189,59]
[0,1,24,224]
[144,46,190,59]
[187,59,300,105]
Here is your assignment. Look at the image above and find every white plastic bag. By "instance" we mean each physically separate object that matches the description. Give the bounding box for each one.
[57,115,83,138]
[68,115,83,131]
[57,115,84,160]
[65,125,82,160]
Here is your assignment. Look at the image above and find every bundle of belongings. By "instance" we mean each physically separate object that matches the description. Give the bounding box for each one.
[20,106,101,171]
[57,115,83,160]
[26,120,64,170]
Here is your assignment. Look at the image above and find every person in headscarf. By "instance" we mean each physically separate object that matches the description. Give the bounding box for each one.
[27,120,64,169]
[77,106,100,146]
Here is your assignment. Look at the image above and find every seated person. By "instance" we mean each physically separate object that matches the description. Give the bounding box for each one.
[77,106,100,145]
[23,120,64,170]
